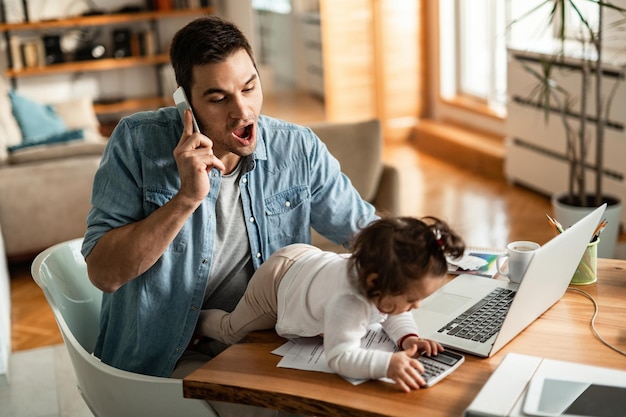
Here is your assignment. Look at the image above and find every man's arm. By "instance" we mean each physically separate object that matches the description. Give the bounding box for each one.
[86,110,224,292]
[86,194,198,292]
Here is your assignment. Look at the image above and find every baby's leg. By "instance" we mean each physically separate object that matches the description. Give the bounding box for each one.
[198,244,316,344]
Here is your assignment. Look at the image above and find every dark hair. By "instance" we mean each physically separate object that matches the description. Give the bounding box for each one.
[169,15,257,100]
[350,216,465,300]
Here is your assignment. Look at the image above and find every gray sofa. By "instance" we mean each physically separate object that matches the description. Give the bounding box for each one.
[0,82,107,260]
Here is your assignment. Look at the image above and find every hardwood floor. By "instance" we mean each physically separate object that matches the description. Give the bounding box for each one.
[7,90,618,353]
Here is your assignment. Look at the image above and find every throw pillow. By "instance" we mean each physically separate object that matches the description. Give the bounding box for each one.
[53,96,101,134]
[8,90,67,142]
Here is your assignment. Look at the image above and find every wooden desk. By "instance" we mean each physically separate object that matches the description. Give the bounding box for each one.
[183,259,626,417]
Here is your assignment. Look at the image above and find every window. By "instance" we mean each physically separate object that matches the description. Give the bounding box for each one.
[438,0,508,116]
[431,0,558,132]
[252,0,291,14]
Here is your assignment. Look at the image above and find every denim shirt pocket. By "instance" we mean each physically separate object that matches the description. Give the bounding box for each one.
[264,185,310,245]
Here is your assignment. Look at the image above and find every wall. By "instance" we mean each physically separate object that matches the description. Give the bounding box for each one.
[0,224,10,385]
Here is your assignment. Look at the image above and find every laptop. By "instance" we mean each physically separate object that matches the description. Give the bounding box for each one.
[412,204,606,357]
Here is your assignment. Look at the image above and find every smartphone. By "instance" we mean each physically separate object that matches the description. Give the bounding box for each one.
[173,86,200,132]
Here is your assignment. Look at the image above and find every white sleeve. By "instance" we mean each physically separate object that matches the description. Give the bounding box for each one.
[381,312,420,347]
[323,293,392,380]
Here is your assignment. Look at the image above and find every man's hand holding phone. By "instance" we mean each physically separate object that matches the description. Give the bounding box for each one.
[173,89,225,209]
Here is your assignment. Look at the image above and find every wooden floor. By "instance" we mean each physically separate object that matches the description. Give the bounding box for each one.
[7,90,619,352]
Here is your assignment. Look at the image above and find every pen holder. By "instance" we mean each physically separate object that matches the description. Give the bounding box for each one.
[571,239,599,285]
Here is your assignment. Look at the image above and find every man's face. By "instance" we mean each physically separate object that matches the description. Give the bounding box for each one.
[189,49,263,165]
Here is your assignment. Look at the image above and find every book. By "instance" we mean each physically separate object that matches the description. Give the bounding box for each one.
[447,247,505,278]
[9,36,23,71]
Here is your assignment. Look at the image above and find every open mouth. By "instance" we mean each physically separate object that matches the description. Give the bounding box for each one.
[233,124,253,140]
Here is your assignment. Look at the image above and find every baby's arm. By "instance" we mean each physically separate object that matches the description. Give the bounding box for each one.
[323,295,391,380]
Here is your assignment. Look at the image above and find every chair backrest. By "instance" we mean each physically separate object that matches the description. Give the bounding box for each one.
[309,119,383,202]
[32,239,216,417]
[31,238,101,352]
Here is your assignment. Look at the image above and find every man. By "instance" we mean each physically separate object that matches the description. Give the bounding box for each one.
[81,15,377,416]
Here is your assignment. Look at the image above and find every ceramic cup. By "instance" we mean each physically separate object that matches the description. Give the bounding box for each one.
[496,241,540,284]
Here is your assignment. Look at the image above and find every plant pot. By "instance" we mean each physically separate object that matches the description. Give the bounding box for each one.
[551,193,622,258]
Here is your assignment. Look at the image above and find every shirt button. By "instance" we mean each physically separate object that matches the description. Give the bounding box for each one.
[175,347,181,352]
[201,258,208,264]
[256,252,262,258]
[285,201,291,207]
[249,217,255,223]
[191,305,198,311]
[242,177,248,184]
[212,172,218,178]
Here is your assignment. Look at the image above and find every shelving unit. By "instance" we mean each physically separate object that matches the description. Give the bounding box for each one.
[5,54,172,77]
[0,8,213,31]
[297,11,324,98]
[0,6,214,118]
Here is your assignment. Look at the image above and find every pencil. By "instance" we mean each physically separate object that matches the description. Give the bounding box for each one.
[546,214,564,234]
[591,218,608,242]
[546,214,559,234]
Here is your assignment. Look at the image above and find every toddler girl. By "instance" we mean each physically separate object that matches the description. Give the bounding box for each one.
[196,216,465,391]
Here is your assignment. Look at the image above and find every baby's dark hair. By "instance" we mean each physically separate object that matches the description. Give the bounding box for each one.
[350,216,465,299]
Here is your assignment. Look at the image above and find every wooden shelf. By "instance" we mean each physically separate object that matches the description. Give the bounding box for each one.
[2,6,214,120]
[94,96,172,115]
[6,54,171,77]
[0,7,214,31]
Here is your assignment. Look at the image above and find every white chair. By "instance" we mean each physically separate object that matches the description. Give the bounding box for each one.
[31,238,217,417]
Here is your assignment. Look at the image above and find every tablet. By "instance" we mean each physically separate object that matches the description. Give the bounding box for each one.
[523,377,626,417]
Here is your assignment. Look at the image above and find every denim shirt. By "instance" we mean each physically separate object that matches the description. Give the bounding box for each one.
[81,108,377,377]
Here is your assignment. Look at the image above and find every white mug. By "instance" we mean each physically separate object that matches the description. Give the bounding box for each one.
[496,241,540,283]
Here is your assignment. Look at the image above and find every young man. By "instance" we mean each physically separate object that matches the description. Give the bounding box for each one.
[81,15,376,416]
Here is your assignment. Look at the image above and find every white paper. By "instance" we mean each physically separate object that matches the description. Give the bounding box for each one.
[273,325,397,385]
[448,254,488,270]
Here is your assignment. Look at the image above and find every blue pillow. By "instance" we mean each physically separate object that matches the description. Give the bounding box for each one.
[8,90,67,142]
[7,129,85,152]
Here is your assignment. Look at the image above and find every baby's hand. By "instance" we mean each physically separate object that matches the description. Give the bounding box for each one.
[401,335,444,357]
[387,346,426,392]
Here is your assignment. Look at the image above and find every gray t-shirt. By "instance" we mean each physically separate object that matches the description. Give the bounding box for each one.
[203,160,253,312]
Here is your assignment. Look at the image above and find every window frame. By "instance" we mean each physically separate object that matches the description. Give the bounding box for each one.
[426,0,507,135]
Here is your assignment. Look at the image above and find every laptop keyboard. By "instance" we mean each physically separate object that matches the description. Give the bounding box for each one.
[437,287,516,343]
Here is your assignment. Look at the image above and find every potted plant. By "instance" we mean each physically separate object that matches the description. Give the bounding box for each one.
[509,0,626,257]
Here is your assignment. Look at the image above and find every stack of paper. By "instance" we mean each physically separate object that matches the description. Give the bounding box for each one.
[272,326,398,385]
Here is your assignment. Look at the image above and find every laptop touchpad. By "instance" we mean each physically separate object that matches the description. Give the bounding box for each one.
[423,293,472,314]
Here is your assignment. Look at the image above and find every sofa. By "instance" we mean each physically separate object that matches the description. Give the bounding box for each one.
[0,81,107,260]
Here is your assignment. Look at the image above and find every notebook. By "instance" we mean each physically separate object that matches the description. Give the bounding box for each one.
[412,204,606,357]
